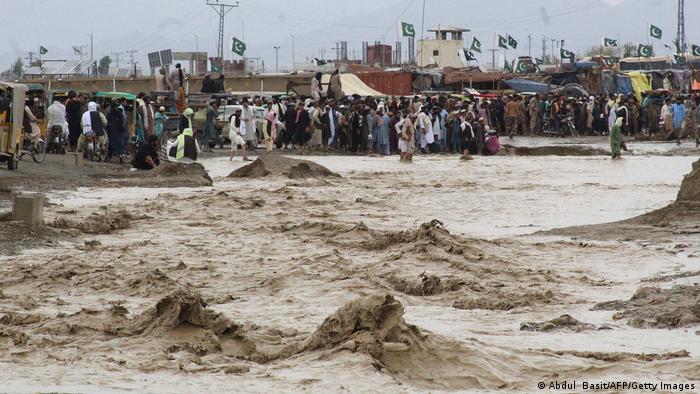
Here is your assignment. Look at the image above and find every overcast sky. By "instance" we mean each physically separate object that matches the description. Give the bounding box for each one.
[2,0,698,73]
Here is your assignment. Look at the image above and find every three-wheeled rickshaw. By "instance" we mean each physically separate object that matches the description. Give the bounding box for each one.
[0,83,26,170]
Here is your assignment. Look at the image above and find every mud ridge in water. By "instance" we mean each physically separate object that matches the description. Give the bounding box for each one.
[385,273,464,296]
[540,349,690,362]
[520,314,600,332]
[501,145,609,156]
[593,285,700,328]
[453,289,556,311]
[50,209,147,234]
[229,155,340,179]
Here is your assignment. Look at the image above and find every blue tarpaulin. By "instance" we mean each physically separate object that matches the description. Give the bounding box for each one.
[614,75,633,95]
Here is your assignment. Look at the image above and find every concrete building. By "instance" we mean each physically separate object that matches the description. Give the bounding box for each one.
[416,27,469,68]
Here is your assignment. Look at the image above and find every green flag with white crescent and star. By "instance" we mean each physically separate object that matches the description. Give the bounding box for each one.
[498,35,508,49]
[470,37,482,53]
[603,38,618,47]
[39,46,48,55]
[508,35,518,49]
[401,22,415,38]
[650,25,662,39]
[637,44,654,58]
[535,57,544,65]
[515,61,528,73]
[560,48,575,61]
[463,50,476,61]
[232,37,246,56]
[674,54,686,66]
[692,45,700,57]
[504,58,513,72]
[603,56,619,66]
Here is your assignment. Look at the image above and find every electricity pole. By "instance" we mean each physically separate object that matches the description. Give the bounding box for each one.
[677,0,686,54]
[206,0,239,61]
[273,46,280,72]
[111,52,123,68]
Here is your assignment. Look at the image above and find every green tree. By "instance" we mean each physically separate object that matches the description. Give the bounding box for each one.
[12,58,24,78]
[98,56,112,76]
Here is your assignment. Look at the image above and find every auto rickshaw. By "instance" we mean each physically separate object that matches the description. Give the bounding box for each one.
[0,82,27,170]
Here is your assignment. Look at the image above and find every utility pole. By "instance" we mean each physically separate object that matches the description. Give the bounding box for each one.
[289,34,295,69]
[550,38,558,63]
[273,46,280,72]
[542,37,547,62]
[126,50,138,76]
[110,52,123,68]
[487,49,497,70]
[25,52,36,67]
[206,0,239,61]
[528,34,532,57]
[677,0,686,55]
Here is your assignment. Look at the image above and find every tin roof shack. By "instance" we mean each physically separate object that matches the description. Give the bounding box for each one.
[353,70,413,96]
[443,67,507,91]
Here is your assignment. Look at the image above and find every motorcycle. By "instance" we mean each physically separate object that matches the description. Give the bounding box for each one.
[83,134,107,162]
[22,133,46,164]
[47,125,66,154]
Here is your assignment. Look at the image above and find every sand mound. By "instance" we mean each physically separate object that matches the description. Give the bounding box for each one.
[677,159,700,202]
[301,293,516,389]
[229,155,340,179]
[502,145,609,156]
[51,209,142,234]
[520,314,598,332]
[148,162,213,186]
[593,285,700,328]
[118,289,242,337]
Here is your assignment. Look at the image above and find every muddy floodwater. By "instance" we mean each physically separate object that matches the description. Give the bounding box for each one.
[1,140,699,392]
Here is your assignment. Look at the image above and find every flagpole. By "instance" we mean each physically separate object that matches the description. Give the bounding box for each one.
[419,0,425,92]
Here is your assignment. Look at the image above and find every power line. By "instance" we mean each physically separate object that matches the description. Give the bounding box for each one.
[206,0,239,60]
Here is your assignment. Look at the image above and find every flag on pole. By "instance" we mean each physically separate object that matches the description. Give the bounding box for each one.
[232,37,247,56]
[603,56,619,66]
[463,50,476,61]
[603,38,618,47]
[515,61,528,73]
[674,54,686,66]
[211,63,223,73]
[649,25,662,39]
[401,22,415,38]
[498,35,508,49]
[504,58,513,72]
[470,37,482,53]
[560,48,575,61]
[508,35,518,49]
[535,57,544,65]
[72,46,82,55]
[39,46,48,55]
[637,44,654,58]
[692,45,700,57]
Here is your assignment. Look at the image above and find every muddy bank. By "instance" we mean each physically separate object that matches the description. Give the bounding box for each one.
[593,285,700,328]
[501,144,609,156]
[543,159,700,240]
[229,155,340,179]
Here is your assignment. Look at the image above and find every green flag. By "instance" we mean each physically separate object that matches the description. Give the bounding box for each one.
[504,58,513,72]
[39,46,48,55]
[508,35,518,49]
[211,63,222,73]
[649,25,662,39]
[603,38,618,47]
[470,37,482,53]
[560,48,575,61]
[674,54,686,66]
[401,22,415,38]
[463,50,476,61]
[535,57,544,65]
[232,37,246,56]
[498,35,508,49]
[603,56,619,66]
[515,61,528,73]
[637,44,654,58]
[692,45,700,57]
